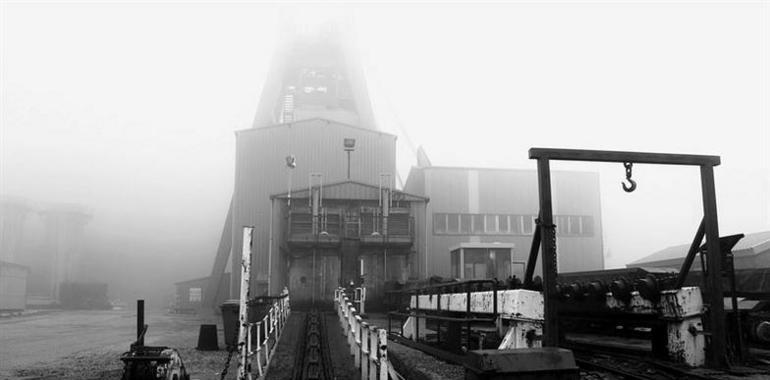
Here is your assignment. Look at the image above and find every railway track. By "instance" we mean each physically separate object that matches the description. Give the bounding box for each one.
[571,345,723,380]
[292,310,334,380]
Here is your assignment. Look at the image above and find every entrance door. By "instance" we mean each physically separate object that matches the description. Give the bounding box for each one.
[288,251,340,309]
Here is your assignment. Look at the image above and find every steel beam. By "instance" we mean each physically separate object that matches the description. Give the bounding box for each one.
[700,165,726,368]
[675,219,705,289]
[529,148,720,166]
[524,224,541,289]
[536,158,559,347]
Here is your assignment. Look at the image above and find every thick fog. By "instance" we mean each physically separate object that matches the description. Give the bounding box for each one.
[1,3,768,306]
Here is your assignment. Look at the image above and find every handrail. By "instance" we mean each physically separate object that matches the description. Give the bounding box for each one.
[245,292,291,379]
[334,288,400,380]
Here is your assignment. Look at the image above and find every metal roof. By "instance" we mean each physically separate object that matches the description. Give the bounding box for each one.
[270,180,428,202]
[235,118,396,139]
[449,242,516,251]
[629,230,770,266]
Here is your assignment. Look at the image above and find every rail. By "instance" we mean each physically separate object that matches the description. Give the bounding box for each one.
[244,293,291,379]
[334,288,403,380]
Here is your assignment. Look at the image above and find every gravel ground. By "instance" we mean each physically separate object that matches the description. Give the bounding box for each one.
[0,309,239,380]
[387,341,464,380]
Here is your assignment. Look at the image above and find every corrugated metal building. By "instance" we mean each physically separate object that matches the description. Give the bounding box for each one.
[200,22,606,310]
[229,119,398,298]
[404,166,604,280]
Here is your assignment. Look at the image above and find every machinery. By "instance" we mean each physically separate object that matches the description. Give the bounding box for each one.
[381,148,770,379]
[120,300,190,380]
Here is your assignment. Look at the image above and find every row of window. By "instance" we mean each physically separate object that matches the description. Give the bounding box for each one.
[433,213,595,237]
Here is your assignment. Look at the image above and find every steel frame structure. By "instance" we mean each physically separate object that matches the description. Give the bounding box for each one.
[524,148,726,368]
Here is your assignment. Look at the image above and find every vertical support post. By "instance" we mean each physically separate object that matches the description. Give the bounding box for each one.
[361,322,369,380]
[136,299,145,346]
[536,158,559,347]
[347,150,352,180]
[354,315,362,368]
[378,329,388,380]
[237,226,254,380]
[700,165,726,368]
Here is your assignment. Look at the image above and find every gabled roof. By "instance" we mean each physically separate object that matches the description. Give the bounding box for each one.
[235,117,396,139]
[271,180,428,202]
[629,230,770,266]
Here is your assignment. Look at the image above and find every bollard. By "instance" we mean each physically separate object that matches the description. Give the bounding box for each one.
[196,324,219,351]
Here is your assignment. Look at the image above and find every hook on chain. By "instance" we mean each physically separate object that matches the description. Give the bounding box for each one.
[622,162,637,193]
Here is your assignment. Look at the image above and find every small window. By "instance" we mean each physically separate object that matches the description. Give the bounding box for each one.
[511,215,523,235]
[434,213,447,234]
[485,214,498,233]
[472,214,484,234]
[189,287,202,303]
[556,216,570,236]
[460,214,472,234]
[448,214,460,233]
[498,215,509,234]
[522,215,535,234]
[569,216,582,236]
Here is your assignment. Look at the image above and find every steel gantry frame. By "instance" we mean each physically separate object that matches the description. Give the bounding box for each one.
[524,148,727,368]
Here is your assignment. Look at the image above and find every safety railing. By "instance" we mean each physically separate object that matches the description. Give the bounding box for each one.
[334,288,403,380]
[245,292,291,378]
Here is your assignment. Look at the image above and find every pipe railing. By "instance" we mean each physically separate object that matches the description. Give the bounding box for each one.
[335,288,402,380]
[245,292,291,379]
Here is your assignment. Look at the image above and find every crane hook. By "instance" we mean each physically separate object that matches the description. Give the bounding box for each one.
[622,162,637,193]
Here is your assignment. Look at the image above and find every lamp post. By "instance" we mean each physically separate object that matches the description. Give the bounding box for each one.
[344,138,356,180]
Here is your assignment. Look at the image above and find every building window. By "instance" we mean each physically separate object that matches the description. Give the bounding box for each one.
[472,214,484,234]
[498,215,509,233]
[447,214,457,232]
[434,213,447,233]
[460,214,472,234]
[189,287,202,303]
[451,247,517,280]
[433,212,594,237]
[484,214,497,233]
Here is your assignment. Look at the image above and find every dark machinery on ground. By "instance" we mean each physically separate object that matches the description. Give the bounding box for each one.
[120,300,190,380]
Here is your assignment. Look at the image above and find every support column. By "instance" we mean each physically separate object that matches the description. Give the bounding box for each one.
[700,164,726,368]
[536,158,559,347]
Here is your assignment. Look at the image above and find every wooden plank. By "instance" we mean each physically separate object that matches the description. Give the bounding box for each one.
[529,148,720,166]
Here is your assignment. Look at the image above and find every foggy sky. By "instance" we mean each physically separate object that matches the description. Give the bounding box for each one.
[1,2,768,301]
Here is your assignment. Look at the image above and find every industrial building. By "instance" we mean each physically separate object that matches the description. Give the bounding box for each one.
[198,25,605,311]
[0,197,92,308]
[404,165,603,280]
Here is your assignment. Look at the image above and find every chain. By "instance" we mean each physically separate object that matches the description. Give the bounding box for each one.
[624,162,633,180]
[220,325,240,380]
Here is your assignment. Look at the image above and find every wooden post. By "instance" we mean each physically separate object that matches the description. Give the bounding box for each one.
[361,322,370,379]
[237,226,254,380]
[378,329,388,380]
